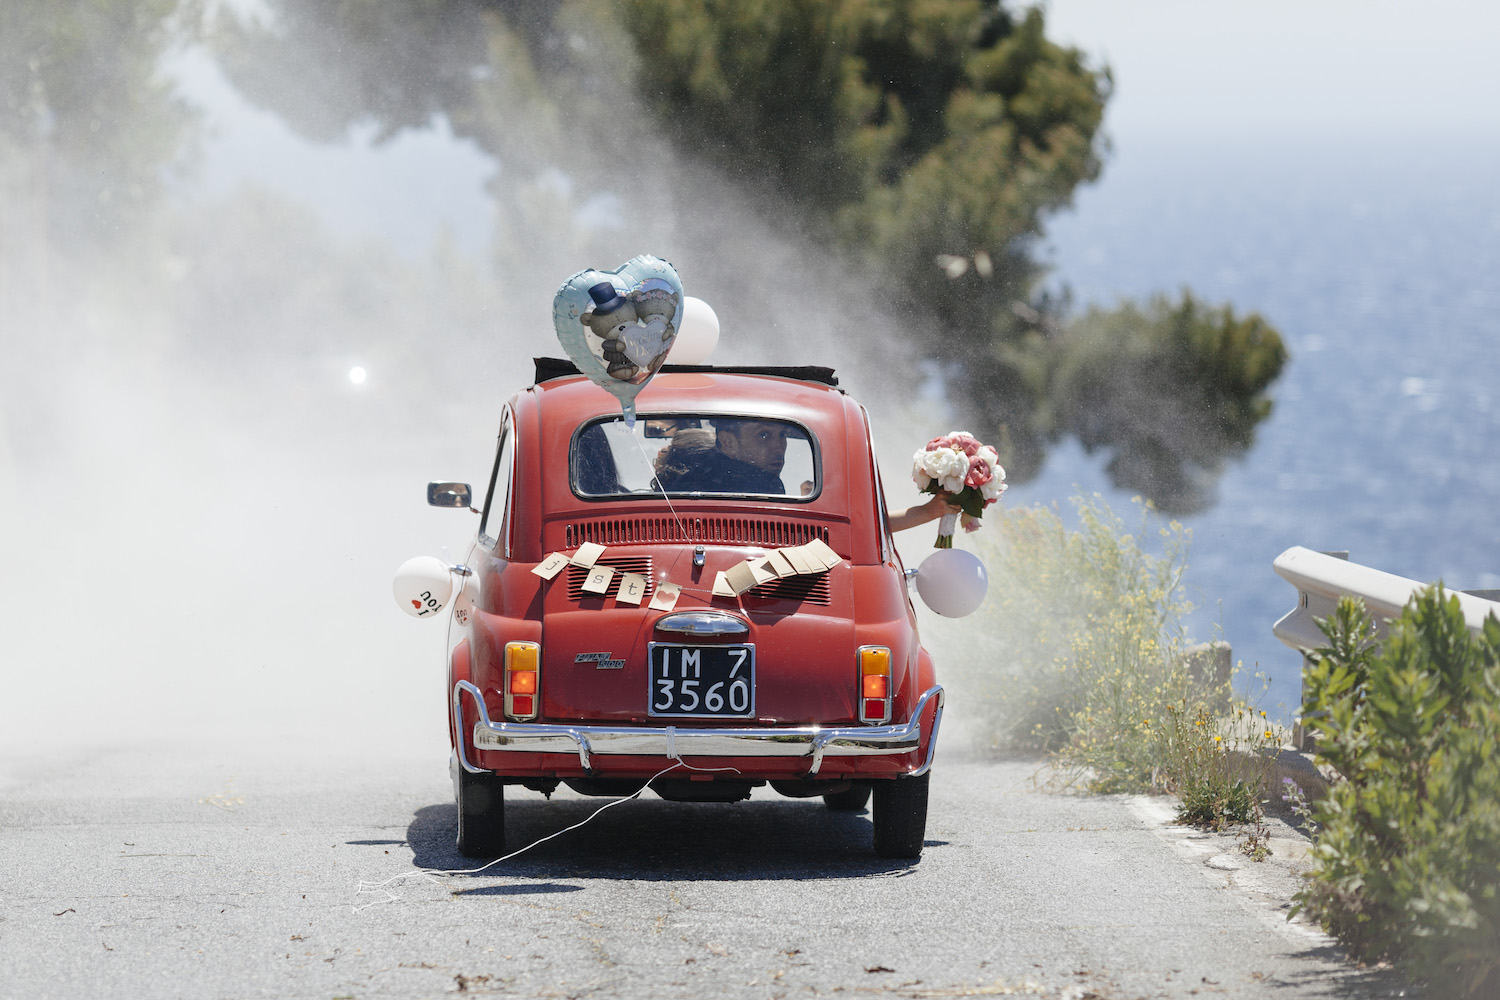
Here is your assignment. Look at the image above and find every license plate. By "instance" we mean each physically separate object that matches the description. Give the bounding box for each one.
[647,643,755,718]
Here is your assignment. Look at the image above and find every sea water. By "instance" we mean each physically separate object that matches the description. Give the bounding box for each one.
[1018,138,1500,719]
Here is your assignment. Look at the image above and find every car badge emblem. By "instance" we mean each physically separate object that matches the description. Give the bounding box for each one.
[575,651,625,670]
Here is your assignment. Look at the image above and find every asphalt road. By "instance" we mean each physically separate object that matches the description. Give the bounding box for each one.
[1,746,1408,1000]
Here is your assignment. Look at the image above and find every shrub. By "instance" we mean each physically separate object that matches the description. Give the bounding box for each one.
[1296,589,1500,997]
[946,494,1271,822]
[948,495,1192,756]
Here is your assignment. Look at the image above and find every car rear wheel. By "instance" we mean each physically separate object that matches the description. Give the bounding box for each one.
[822,782,871,811]
[872,773,929,858]
[456,768,507,858]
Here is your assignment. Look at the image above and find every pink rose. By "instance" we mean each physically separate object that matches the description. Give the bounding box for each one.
[947,431,981,457]
[924,435,954,452]
[964,455,993,489]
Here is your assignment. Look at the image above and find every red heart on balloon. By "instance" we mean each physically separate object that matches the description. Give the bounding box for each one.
[411,599,422,609]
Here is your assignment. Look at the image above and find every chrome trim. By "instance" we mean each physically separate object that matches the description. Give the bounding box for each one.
[457,682,946,778]
[452,680,488,774]
[427,481,472,508]
[910,685,946,777]
[577,731,593,770]
[653,611,749,636]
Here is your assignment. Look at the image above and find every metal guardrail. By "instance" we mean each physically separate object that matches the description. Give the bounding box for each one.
[1273,546,1500,651]
[1272,545,1500,748]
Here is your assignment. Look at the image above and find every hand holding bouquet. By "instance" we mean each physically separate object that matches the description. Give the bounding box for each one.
[912,432,1006,547]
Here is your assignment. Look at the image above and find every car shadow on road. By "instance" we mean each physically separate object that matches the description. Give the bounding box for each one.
[450,882,586,897]
[406,795,925,881]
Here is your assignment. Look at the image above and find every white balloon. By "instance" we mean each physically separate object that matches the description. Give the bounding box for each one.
[914,548,989,618]
[394,556,454,620]
[668,296,720,364]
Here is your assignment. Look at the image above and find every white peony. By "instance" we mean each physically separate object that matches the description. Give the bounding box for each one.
[920,447,969,494]
[911,448,935,489]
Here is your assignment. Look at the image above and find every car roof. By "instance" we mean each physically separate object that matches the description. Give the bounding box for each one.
[532,357,840,388]
[525,369,852,427]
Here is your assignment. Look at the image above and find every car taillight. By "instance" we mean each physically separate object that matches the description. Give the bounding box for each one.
[504,641,540,721]
[858,645,891,724]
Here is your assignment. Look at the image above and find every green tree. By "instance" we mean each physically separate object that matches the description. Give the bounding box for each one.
[207,0,1286,510]
[621,0,1110,474]
[210,0,495,144]
[1049,293,1287,513]
[0,0,195,251]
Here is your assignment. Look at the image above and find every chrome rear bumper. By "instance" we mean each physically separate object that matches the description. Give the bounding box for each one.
[452,680,944,779]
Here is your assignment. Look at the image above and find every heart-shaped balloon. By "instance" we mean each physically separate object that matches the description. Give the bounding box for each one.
[552,255,684,425]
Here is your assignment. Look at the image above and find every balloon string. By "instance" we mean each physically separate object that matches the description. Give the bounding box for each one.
[628,432,714,598]
[352,761,681,911]
[615,432,724,668]
[352,756,743,910]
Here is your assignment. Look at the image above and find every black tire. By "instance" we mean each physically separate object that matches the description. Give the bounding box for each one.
[872,773,930,858]
[822,782,872,812]
[456,768,507,858]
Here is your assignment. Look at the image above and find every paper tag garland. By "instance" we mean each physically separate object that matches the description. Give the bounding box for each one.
[780,545,817,575]
[804,537,842,570]
[581,564,615,595]
[570,542,606,568]
[723,563,760,596]
[533,540,841,612]
[532,552,570,580]
[766,549,797,578]
[616,572,647,606]
[648,584,682,611]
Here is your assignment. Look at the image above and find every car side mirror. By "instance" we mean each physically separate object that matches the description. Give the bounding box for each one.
[427,482,472,508]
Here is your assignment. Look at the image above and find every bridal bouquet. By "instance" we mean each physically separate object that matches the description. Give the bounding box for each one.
[912,432,1007,547]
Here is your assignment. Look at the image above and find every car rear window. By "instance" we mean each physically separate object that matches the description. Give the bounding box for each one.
[571,415,819,500]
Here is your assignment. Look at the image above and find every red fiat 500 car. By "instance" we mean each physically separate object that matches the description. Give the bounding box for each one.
[431,360,944,859]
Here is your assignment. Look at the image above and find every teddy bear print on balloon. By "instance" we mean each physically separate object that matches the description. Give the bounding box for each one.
[586,280,679,381]
[552,255,686,426]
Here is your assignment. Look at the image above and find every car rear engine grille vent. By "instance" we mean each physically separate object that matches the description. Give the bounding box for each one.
[566,556,654,602]
[565,517,829,548]
[747,573,831,606]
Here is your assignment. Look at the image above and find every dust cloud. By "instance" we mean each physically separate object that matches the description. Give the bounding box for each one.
[0,4,988,770]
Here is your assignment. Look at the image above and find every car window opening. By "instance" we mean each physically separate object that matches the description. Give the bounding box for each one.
[572,415,819,501]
